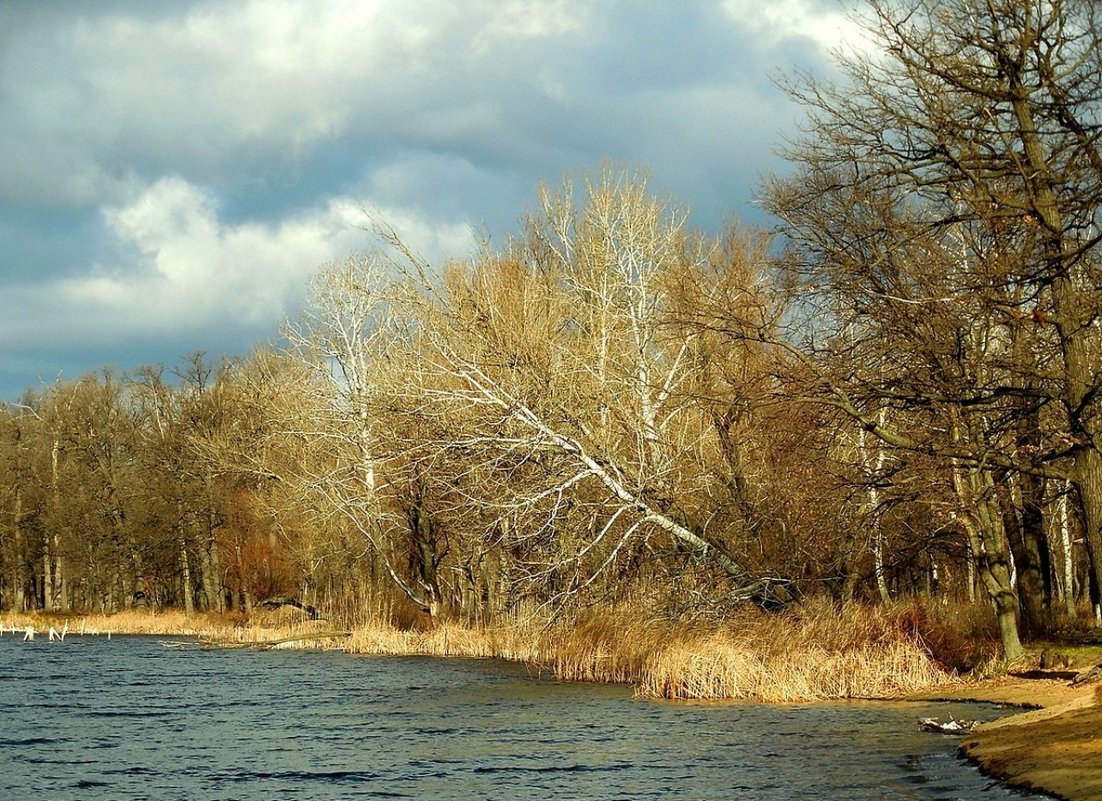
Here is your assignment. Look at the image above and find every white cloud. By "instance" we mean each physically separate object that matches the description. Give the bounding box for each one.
[2,176,475,348]
[721,0,874,56]
[82,177,363,327]
[469,0,587,55]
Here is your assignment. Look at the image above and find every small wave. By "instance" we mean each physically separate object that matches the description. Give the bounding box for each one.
[0,737,62,746]
[73,779,112,789]
[103,766,160,777]
[88,738,121,749]
[23,756,98,767]
[216,769,384,784]
[472,762,631,775]
[86,709,170,718]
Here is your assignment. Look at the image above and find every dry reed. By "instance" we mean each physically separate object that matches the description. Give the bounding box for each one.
[4,609,211,637]
[638,635,951,701]
[345,620,544,662]
[636,599,957,701]
[549,610,680,684]
[2,598,960,702]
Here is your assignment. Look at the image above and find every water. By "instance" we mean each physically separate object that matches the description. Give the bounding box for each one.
[0,635,1038,800]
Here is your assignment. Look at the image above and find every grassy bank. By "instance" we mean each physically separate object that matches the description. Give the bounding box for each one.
[3,599,960,702]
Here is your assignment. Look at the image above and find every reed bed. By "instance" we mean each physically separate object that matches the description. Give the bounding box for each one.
[3,610,212,637]
[2,598,960,702]
[637,636,951,702]
[550,611,679,684]
[636,599,957,701]
[345,620,544,663]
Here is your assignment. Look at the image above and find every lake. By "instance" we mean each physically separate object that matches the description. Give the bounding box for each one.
[0,635,1038,800]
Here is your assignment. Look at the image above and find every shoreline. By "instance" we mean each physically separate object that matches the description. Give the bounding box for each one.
[6,610,1101,800]
[921,678,1102,801]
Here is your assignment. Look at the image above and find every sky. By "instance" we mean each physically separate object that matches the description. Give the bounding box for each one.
[0,0,868,399]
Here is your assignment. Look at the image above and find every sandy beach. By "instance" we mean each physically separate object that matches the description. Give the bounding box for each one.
[936,676,1101,801]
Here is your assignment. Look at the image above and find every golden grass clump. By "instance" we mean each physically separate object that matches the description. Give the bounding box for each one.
[3,609,216,637]
[344,620,544,663]
[79,610,201,635]
[636,599,957,702]
[638,636,951,702]
[549,609,680,684]
[2,608,330,644]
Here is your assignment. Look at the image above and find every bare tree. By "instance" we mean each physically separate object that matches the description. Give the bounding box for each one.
[758,0,1102,655]
[382,169,792,611]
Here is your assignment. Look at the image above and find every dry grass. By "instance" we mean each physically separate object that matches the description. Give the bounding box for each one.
[2,609,216,637]
[339,599,957,701]
[637,599,957,701]
[1,598,962,702]
[1,607,317,641]
[549,610,680,684]
[638,635,951,701]
[345,620,544,662]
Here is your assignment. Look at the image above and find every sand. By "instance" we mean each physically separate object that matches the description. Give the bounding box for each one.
[933,676,1102,801]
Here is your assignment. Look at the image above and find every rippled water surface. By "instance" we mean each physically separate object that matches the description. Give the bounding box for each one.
[0,635,1039,800]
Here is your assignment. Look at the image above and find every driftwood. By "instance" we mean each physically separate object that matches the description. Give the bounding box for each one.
[919,717,977,734]
[1010,669,1082,681]
[1071,664,1102,686]
[1007,663,1102,685]
[256,631,351,650]
[196,630,352,650]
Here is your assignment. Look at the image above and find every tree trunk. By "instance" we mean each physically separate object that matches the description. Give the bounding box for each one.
[53,541,67,610]
[179,536,195,616]
[1073,448,1102,625]
[1054,480,1077,618]
[859,417,891,603]
[837,525,862,605]
[953,460,1023,662]
[1007,74,1102,630]
[407,497,442,617]
[42,534,53,610]
[998,475,1048,636]
[10,488,25,613]
[201,505,224,613]
[45,436,61,610]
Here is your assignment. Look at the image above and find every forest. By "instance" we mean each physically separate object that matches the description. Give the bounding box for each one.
[2,0,1101,665]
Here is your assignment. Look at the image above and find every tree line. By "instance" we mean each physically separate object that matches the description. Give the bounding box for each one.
[2,0,1100,660]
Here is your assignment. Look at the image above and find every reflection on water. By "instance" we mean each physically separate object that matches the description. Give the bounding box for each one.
[0,636,1036,800]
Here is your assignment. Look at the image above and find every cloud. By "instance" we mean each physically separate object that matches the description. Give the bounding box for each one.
[720,0,874,56]
[0,1,600,207]
[0,0,842,211]
[0,176,475,349]
[0,0,861,396]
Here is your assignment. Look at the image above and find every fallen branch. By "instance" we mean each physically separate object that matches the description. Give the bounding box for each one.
[257,596,322,620]
[258,630,352,649]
